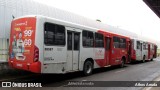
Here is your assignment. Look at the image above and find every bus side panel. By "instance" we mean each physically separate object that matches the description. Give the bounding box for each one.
[80,47,95,69]
[154,45,157,58]
[131,39,136,61]
[35,17,46,73]
[94,48,105,67]
[42,19,67,74]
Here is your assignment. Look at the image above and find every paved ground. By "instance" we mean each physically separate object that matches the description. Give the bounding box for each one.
[1,57,160,90]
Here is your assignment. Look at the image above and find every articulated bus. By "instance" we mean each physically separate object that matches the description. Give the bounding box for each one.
[9,15,131,75]
[130,39,157,62]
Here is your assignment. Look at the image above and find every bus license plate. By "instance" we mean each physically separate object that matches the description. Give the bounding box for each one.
[16,63,22,67]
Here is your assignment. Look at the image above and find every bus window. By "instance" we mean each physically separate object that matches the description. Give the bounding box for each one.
[120,38,126,48]
[44,23,65,46]
[113,36,120,48]
[82,30,94,47]
[67,32,72,50]
[95,33,104,47]
[74,33,80,50]
[140,43,142,51]
[152,44,154,50]
[143,42,147,50]
[137,41,141,49]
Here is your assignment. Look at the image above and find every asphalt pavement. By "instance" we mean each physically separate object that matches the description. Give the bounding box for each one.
[1,57,160,90]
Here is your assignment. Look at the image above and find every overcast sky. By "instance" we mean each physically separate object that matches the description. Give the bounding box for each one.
[34,0,160,45]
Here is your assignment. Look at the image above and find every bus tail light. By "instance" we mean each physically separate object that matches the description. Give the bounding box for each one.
[34,45,39,62]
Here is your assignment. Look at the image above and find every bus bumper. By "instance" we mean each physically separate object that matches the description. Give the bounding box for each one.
[9,61,41,73]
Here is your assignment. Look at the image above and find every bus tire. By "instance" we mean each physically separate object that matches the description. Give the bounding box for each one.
[83,60,93,76]
[120,58,125,68]
[151,55,153,61]
[142,55,145,63]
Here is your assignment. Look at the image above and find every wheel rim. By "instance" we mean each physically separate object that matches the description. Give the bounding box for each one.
[86,64,92,74]
[143,56,145,62]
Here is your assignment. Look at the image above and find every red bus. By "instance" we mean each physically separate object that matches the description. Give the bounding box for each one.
[98,30,131,67]
[154,44,158,58]
[148,43,157,60]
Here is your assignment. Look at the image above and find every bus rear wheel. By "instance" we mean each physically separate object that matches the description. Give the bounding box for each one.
[83,61,93,76]
[151,55,154,61]
[142,56,145,63]
[120,58,125,68]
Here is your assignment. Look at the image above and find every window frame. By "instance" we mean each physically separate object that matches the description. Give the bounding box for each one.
[67,31,72,50]
[113,36,120,48]
[119,38,126,49]
[82,30,94,47]
[74,32,80,50]
[143,42,148,50]
[95,32,104,48]
[44,22,66,46]
[136,41,141,49]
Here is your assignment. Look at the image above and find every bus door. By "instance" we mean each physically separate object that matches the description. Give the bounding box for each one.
[148,44,150,59]
[112,36,121,65]
[127,40,131,62]
[136,41,142,60]
[154,45,157,58]
[140,42,143,59]
[67,28,80,71]
[105,37,111,65]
